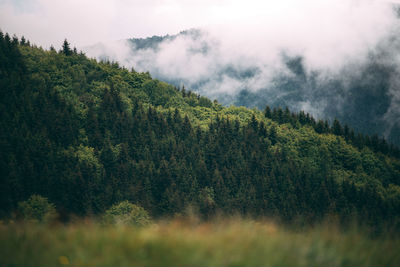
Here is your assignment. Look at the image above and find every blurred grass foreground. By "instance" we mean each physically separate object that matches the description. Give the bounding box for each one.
[1,219,399,267]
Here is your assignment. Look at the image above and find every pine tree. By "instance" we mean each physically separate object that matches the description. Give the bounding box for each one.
[20,36,26,46]
[264,106,272,119]
[333,118,343,136]
[62,39,72,56]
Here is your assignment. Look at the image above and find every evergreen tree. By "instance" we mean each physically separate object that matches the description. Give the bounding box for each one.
[62,39,72,56]
[333,118,343,136]
[264,106,272,119]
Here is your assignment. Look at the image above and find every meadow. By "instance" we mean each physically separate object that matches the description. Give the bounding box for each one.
[1,218,399,267]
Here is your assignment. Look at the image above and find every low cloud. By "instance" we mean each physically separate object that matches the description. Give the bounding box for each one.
[2,0,400,143]
[84,1,400,143]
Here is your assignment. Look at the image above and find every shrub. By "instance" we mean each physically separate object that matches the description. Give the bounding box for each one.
[17,195,57,223]
[103,201,151,226]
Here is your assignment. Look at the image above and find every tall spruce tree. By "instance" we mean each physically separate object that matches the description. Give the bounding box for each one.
[62,39,72,56]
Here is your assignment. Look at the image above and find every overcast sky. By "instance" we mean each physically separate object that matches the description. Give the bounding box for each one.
[1,0,399,49]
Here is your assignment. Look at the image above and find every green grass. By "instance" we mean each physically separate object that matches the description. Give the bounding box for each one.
[0,219,399,267]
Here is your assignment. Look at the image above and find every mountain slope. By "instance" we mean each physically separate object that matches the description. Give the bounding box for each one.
[1,34,400,228]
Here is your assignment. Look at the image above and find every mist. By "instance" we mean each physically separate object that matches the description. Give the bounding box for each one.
[82,1,400,145]
[3,0,398,143]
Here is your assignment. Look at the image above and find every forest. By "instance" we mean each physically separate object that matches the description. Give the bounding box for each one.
[1,33,400,229]
[2,32,400,266]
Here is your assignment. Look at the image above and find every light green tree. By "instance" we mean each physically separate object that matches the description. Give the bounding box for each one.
[103,201,151,227]
[17,195,57,223]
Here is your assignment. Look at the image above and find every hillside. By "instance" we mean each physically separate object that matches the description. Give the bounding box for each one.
[1,33,400,228]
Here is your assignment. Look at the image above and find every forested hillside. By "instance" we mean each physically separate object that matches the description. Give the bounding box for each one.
[1,33,400,228]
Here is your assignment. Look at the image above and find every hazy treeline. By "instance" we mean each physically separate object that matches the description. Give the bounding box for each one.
[264,106,400,158]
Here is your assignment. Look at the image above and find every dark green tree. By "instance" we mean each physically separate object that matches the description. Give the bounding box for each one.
[62,39,72,56]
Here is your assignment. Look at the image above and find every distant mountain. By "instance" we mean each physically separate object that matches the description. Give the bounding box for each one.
[128,29,204,51]
[85,28,400,146]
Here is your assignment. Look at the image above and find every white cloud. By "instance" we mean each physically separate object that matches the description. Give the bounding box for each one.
[1,0,399,96]
[2,0,395,88]
[1,0,395,50]
[86,0,398,84]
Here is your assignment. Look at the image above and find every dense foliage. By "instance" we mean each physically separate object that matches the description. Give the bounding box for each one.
[1,34,400,228]
[264,106,400,158]
[17,195,57,223]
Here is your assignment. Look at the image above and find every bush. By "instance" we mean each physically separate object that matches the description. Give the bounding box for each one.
[17,195,57,223]
[103,201,151,226]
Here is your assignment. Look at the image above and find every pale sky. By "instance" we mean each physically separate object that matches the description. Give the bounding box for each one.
[0,0,399,49]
